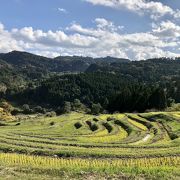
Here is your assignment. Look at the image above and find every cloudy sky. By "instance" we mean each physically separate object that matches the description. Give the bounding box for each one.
[0,0,180,60]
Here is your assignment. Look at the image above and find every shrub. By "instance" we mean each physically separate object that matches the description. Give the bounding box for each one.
[86,121,98,131]
[91,124,98,131]
[34,106,46,114]
[74,122,82,129]
[72,99,87,112]
[62,101,71,114]
[15,122,21,126]
[22,104,33,114]
[91,103,102,115]
[50,121,55,126]
[114,120,132,135]
[107,117,115,122]
[103,122,113,133]
[0,101,14,113]
[166,103,180,112]
[93,118,99,122]
[46,111,56,117]
[169,133,178,140]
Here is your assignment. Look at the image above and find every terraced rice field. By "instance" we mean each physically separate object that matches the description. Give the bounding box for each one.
[0,112,180,179]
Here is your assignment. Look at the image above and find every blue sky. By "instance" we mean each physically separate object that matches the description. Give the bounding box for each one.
[0,0,179,60]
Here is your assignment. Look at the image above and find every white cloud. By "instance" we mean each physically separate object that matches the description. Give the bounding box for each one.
[152,21,180,38]
[58,8,68,14]
[0,22,23,53]
[173,10,180,19]
[67,18,124,38]
[95,18,124,31]
[84,0,174,19]
[11,27,98,48]
[0,19,179,60]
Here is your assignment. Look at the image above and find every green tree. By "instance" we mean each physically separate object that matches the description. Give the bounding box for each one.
[62,101,71,113]
[91,103,102,115]
[72,99,86,112]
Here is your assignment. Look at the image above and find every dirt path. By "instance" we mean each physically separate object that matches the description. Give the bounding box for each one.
[132,134,151,145]
[142,134,151,142]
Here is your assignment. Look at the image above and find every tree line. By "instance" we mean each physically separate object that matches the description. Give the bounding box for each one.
[7,72,175,114]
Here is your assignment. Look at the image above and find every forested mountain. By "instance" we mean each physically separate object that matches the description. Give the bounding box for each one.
[0,59,26,92]
[0,51,180,113]
[0,51,129,96]
[86,58,180,82]
[0,51,129,74]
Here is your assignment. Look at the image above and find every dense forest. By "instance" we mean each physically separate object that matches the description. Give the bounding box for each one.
[0,51,180,114]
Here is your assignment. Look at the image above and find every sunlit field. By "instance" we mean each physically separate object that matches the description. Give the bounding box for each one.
[0,112,179,179]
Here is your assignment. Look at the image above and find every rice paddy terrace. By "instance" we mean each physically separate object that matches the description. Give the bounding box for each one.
[0,112,180,179]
